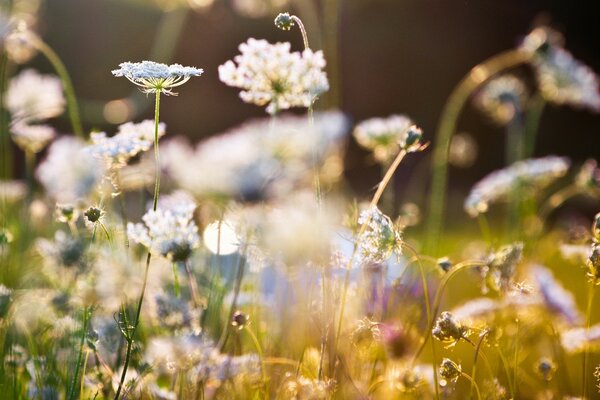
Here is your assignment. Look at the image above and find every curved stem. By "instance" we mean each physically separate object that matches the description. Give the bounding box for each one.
[291,15,310,50]
[425,49,530,254]
[333,150,408,373]
[538,184,581,221]
[411,260,487,363]
[583,278,597,399]
[461,372,482,400]
[470,331,489,399]
[32,38,84,138]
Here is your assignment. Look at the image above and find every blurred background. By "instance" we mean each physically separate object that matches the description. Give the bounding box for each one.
[5,0,600,220]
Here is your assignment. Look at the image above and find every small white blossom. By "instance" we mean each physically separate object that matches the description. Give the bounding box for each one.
[86,119,166,169]
[127,198,200,262]
[36,137,105,203]
[10,122,55,153]
[475,75,528,125]
[219,38,329,114]
[465,156,570,217]
[112,61,203,95]
[5,69,65,123]
[357,206,402,264]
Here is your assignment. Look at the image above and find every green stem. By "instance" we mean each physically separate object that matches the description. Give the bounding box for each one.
[583,278,597,399]
[523,94,546,159]
[218,244,247,352]
[461,372,482,400]
[32,38,83,138]
[425,49,530,254]
[333,150,408,374]
[172,262,180,297]
[67,307,90,400]
[0,52,12,180]
[114,252,151,400]
[411,260,486,363]
[25,150,35,202]
[470,331,488,399]
[152,92,161,212]
[245,326,268,395]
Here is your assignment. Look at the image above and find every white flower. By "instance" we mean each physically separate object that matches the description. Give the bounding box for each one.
[85,119,166,169]
[5,69,65,123]
[353,115,424,162]
[521,27,600,112]
[464,156,570,217]
[10,122,55,153]
[475,75,528,125]
[357,206,402,264]
[219,38,329,114]
[36,137,105,203]
[112,61,203,95]
[166,112,347,201]
[127,198,200,262]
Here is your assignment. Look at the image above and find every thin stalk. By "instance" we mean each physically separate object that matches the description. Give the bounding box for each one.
[218,244,247,352]
[290,15,310,51]
[333,150,408,371]
[245,326,268,395]
[172,262,180,297]
[425,49,531,254]
[184,260,201,307]
[513,318,519,397]
[497,347,515,398]
[80,350,90,399]
[582,278,597,399]
[32,38,83,138]
[114,253,151,400]
[523,94,546,158]
[461,372,482,400]
[411,260,487,363]
[0,52,12,180]
[538,184,581,221]
[152,92,161,212]
[67,307,90,400]
[470,331,489,399]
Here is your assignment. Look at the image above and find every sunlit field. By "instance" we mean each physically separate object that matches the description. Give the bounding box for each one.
[1,1,600,399]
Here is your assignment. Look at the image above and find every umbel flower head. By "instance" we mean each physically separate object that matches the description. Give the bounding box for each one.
[219,38,329,114]
[112,61,203,95]
[432,311,469,348]
[357,206,402,264]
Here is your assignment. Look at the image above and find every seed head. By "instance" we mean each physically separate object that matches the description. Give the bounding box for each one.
[432,311,468,347]
[438,358,462,384]
[274,13,295,31]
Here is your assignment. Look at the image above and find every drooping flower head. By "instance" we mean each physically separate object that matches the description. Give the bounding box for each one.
[475,74,528,125]
[219,38,329,114]
[112,61,203,95]
[521,26,600,112]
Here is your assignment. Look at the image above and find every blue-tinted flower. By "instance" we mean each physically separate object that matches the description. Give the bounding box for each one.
[112,61,203,95]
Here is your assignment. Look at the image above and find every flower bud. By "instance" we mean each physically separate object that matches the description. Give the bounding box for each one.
[274,13,295,31]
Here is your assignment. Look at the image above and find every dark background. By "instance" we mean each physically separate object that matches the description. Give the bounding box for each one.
[21,0,600,211]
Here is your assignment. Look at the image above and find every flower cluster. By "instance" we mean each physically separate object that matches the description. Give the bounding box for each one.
[86,120,166,169]
[219,38,329,114]
[127,197,200,262]
[353,115,424,162]
[112,61,203,95]
[465,156,570,217]
[357,206,402,264]
[475,74,528,125]
[432,311,470,347]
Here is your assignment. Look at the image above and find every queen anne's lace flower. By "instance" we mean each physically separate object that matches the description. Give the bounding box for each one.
[353,115,425,162]
[464,156,570,217]
[36,137,105,203]
[357,206,402,264]
[5,69,65,123]
[10,122,55,153]
[521,27,600,112]
[127,198,200,262]
[86,120,166,169]
[219,38,329,114]
[112,61,203,95]
[475,75,528,125]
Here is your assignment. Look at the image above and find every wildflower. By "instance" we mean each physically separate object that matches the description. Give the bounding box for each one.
[86,120,166,169]
[127,198,200,262]
[465,156,570,217]
[432,311,469,347]
[274,12,294,31]
[5,69,65,123]
[357,206,402,264]
[166,112,347,201]
[438,358,462,385]
[218,38,329,114]
[353,115,424,163]
[10,122,55,153]
[521,26,600,112]
[36,137,105,203]
[3,21,38,64]
[83,205,106,231]
[37,231,87,268]
[535,357,557,382]
[475,74,528,125]
[112,61,203,95]
[531,265,582,324]
[482,242,523,293]
[55,203,78,223]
